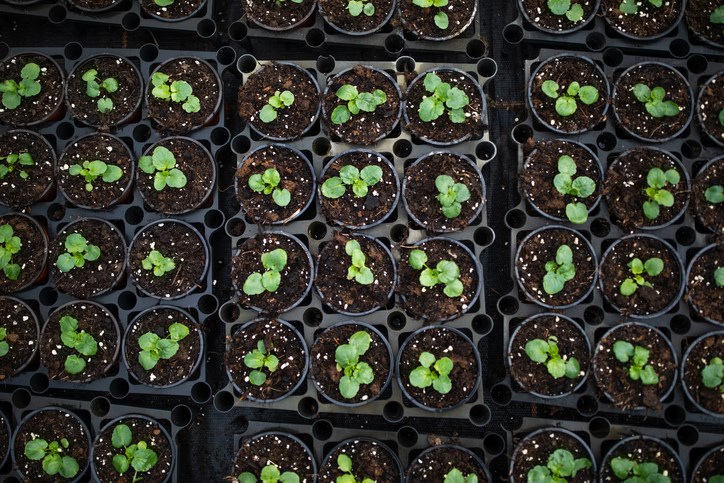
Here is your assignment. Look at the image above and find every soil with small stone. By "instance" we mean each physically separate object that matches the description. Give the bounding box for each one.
[399,0,476,39]
[226,318,307,401]
[687,245,724,324]
[0,53,64,126]
[683,332,724,415]
[593,324,676,410]
[243,0,315,29]
[698,72,724,145]
[692,158,724,233]
[509,315,590,397]
[69,0,119,10]
[511,430,594,483]
[319,0,394,33]
[0,130,55,207]
[687,0,724,46]
[318,440,400,483]
[692,447,724,483]
[602,0,682,38]
[0,214,47,294]
[0,297,38,380]
[520,0,597,32]
[233,433,315,482]
[141,0,204,18]
[600,437,682,482]
[408,446,488,482]
[239,63,320,140]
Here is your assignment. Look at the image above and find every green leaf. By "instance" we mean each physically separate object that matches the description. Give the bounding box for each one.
[243,272,265,295]
[711,5,724,23]
[97,97,113,113]
[613,340,634,362]
[43,453,62,475]
[338,454,353,473]
[261,270,281,292]
[112,424,133,448]
[321,176,346,198]
[335,344,359,368]
[547,0,571,16]
[166,168,187,189]
[565,357,581,379]
[249,369,267,386]
[64,354,86,374]
[705,185,724,204]
[543,272,564,295]
[644,257,663,276]
[20,63,40,80]
[445,87,468,110]
[567,81,580,97]
[419,267,438,287]
[419,352,436,368]
[702,358,724,388]
[547,357,566,378]
[168,322,189,342]
[355,92,377,112]
[436,260,460,284]
[354,361,374,384]
[336,84,358,101]
[650,86,666,101]
[3,263,20,281]
[640,364,659,385]
[571,176,595,198]
[611,457,636,479]
[272,188,291,207]
[86,78,101,98]
[442,202,462,219]
[525,339,550,363]
[248,173,265,193]
[331,104,351,125]
[259,103,278,123]
[566,3,584,21]
[434,11,448,29]
[359,165,383,185]
[578,85,599,105]
[542,80,559,99]
[555,96,577,116]
[443,278,464,297]
[632,83,651,103]
[339,375,360,398]
[423,72,442,93]
[102,77,118,93]
[434,356,453,376]
[715,267,724,288]
[566,202,588,224]
[55,252,76,273]
[433,374,452,394]
[113,454,130,474]
[244,350,265,370]
[527,465,551,483]
[653,189,674,207]
[261,248,287,272]
[102,164,123,183]
[132,447,158,472]
[349,331,371,355]
[408,249,427,270]
[25,439,48,460]
[556,244,573,265]
[75,332,98,356]
[557,155,576,176]
[182,95,200,113]
[419,96,443,122]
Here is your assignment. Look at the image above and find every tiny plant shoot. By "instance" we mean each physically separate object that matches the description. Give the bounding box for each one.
[643,167,680,220]
[243,340,279,386]
[243,248,287,295]
[151,72,200,113]
[409,351,454,394]
[0,62,41,110]
[541,79,599,117]
[542,244,575,295]
[68,159,123,191]
[345,240,374,285]
[321,164,383,199]
[525,336,581,380]
[141,250,176,277]
[412,0,449,30]
[444,468,478,483]
[274,0,304,4]
[56,233,101,273]
[418,72,470,124]
[613,340,659,385]
[0,151,35,180]
[719,108,724,127]
[24,437,80,479]
[111,424,159,483]
[335,330,374,399]
[553,155,596,224]
[330,84,387,125]
[337,454,374,483]
[547,0,584,22]
[620,257,663,296]
[154,0,175,6]
[712,5,724,27]
[238,464,300,483]
[527,449,592,483]
[705,185,724,204]
[259,90,294,123]
[248,167,291,207]
[138,146,188,191]
[435,175,471,219]
[0,224,22,281]
[610,457,670,483]
[59,315,98,375]
[702,357,724,393]
[137,322,189,370]
[408,248,464,298]
[632,84,680,118]
[348,0,374,16]
[715,267,724,288]
[81,68,118,113]
[619,0,662,15]
[0,328,9,357]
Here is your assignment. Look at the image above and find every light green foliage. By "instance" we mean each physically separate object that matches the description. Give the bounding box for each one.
[715,267,724,288]
[55,233,101,273]
[702,357,724,392]
[542,244,576,295]
[335,330,374,399]
[151,72,200,113]
[242,248,287,295]
[705,185,724,204]
[238,464,300,483]
[274,0,304,4]
[610,457,670,483]
[345,240,374,285]
[321,164,383,199]
[619,0,662,15]
[435,175,471,219]
[619,257,664,296]
[547,0,584,22]
[141,249,176,277]
[409,351,454,394]
[138,322,189,371]
[408,248,464,298]
[0,327,9,357]
[330,84,387,125]
[613,340,659,385]
[59,315,98,375]
[81,68,118,113]
[111,424,159,483]
[527,449,592,483]
[24,437,80,479]
[0,151,35,180]
[0,224,22,281]
[719,109,724,127]
[632,84,680,118]
[712,5,724,24]
[524,336,581,380]
[418,72,470,124]
[248,167,290,207]
[0,62,41,110]
[709,476,724,483]
[642,167,680,220]
[259,90,295,123]
[541,79,599,117]
[347,0,374,16]
[68,159,123,191]
[553,154,596,224]
[444,468,478,483]
[138,146,188,191]
[244,340,279,386]
[412,0,449,29]
[336,454,375,483]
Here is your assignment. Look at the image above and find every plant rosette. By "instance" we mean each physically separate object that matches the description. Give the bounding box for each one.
[65,55,143,129]
[406,445,492,482]
[137,137,216,214]
[310,322,393,406]
[319,0,396,34]
[318,438,403,483]
[318,149,400,229]
[314,232,396,315]
[515,226,597,309]
[122,306,203,388]
[397,325,481,411]
[238,62,321,141]
[528,54,609,134]
[692,445,724,483]
[140,0,207,21]
[128,219,209,299]
[398,0,478,40]
[146,57,222,134]
[0,296,40,381]
[231,231,314,314]
[598,234,684,318]
[11,407,91,483]
[682,330,724,417]
[687,243,724,326]
[507,313,591,398]
[398,237,481,322]
[0,129,56,208]
[599,435,684,483]
[91,415,175,483]
[592,322,677,411]
[0,213,48,295]
[243,0,317,30]
[57,133,134,209]
[235,144,316,225]
[517,0,600,34]
[0,52,65,126]
[67,0,122,12]
[509,428,595,483]
[321,65,401,145]
[691,156,724,234]
[612,62,693,142]
[602,0,685,39]
[687,0,724,47]
[519,139,602,225]
[225,317,309,403]
[233,432,316,483]
[697,71,724,147]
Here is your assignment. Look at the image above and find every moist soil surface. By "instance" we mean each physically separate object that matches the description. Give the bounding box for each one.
[511,430,594,483]
[520,0,597,32]
[226,318,307,401]
[58,133,133,209]
[602,0,682,37]
[614,63,692,141]
[93,417,174,483]
[239,63,320,140]
[233,433,314,482]
[66,56,141,129]
[407,446,488,482]
[687,0,724,46]
[692,158,724,233]
[398,327,478,409]
[683,332,724,415]
[322,66,400,145]
[0,130,55,207]
[319,150,398,228]
[600,438,682,482]
[318,440,400,483]
[530,56,608,133]
[687,244,724,324]
[69,0,119,9]
[404,153,484,232]
[520,139,601,220]
[0,53,64,126]
[232,232,312,313]
[137,138,215,214]
[140,0,204,18]
[315,233,394,314]
[0,415,7,467]
[0,214,47,294]
[604,148,688,229]
[593,324,676,410]
[50,219,126,298]
[0,297,38,380]
[599,236,682,316]
[319,0,394,33]
[243,0,315,29]
[398,0,476,39]
[311,323,391,404]
[129,221,207,298]
[509,315,590,397]
[124,308,202,387]
[398,239,478,321]
[698,72,724,145]
[235,145,315,224]
[692,447,724,483]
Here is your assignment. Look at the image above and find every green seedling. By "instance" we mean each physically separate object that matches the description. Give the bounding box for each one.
[150,72,200,113]
[643,167,680,220]
[330,84,387,125]
[716,267,724,288]
[0,327,9,357]
[613,340,659,385]
[547,0,584,22]
[59,315,98,375]
[525,336,581,380]
[444,468,478,483]
[435,174,471,219]
[243,248,287,295]
[336,454,374,483]
[610,457,670,483]
[542,244,576,295]
[24,437,79,479]
[408,248,463,298]
[541,79,599,117]
[418,72,469,124]
[619,0,662,15]
[259,90,294,123]
[553,155,596,224]
[0,62,41,110]
[412,0,449,29]
[55,233,101,273]
[705,185,724,204]
[141,250,176,277]
[248,167,290,207]
[345,240,374,285]
[632,83,680,118]
[709,476,724,483]
[619,257,664,296]
[138,146,188,191]
[719,108,724,127]
[527,449,592,483]
[347,0,374,16]
[243,340,279,386]
[0,151,34,180]
[68,159,123,192]
[138,322,189,371]
[409,351,454,394]
[81,68,118,113]
[238,464,300,483]
[712,5,724,25]
[335,331,373,399]
[0,224,21,281]
[321,164,383,199]
[111,424,159,483]
[154,0,174,6]
[274,0,304,4]
[702,357,724,393]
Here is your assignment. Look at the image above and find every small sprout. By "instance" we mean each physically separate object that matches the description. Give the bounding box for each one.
[612,340,659,385]
[154,0,174,5]
[273,0,304,4]
[719,108,724,127]
[150,72,200,113]
[24,437,80,479]
[336,454,375,483]
[408,248,464,298]
[553,155,596,224]
[0,62,41,110]
[547,0,584,22]
[525,336,581,380]
[435,175,471,219]
[444,468,478,483]
[248,167,290,207]
[409,351,453,394]
[610,457,669,483]
[321,164,383,199]
[705,185,724,204]
[68,159,123,192]
[542,244,575,295]
[619,0,662,15]
[715,267,724,288]
[527,448,592,483]
[59,315,98,375]
[702,357,724,392]
[330,84,387,125]
[712,5,724,24]
[347,0,374,16]
[243,340,279,386]
[111,424,159,483]
[619,257,663,296]
[632,84,680,118]
[411,0,449,29]
[335,331,374,399]
[259,90,294,123]
[643,167,680,220]
[141,250,176,277]
[0,224,22,281]
[709,477,724,483]
[138,146,188,191]
[0,151,35,180]
[55,233,101,273]
[137,322,189,371]
[418,72,470,124]
[81,68,118,114]
[345,240,374,285]
[242,248,287,295]
[238,464,300,483]
[541,79,599,117]
[0,327,9,357]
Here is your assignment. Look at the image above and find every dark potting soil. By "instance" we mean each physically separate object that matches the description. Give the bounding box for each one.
[0,414,7,466]
[243,0,315,29]
[687,244,724,324]
[398,239,478,321]
[599,236,682,316]
[520,139,601,220]
[319,0,394,33]
[509,315,590,397]
[511,430,594,483]
[692,157,724,233]
[128,221,207,298]
[593,324,676,410]
[530,56,608,133]
[0,214,46,294]
[226,318,307,401]
[58,133,133,209]
[93,417,174,483]
[232,232,312,313]
[600,438,682,482]
[687,0,724,45]
[407,446,488,482]
[683,332,724,415]
[124,308,201,387]
[322,66,400,145]
[137,138,215,214]
[0,297,38,380]
[140,0,203,18]
[0,53,64,126]
[233,433,314,483]
[520,0,597,32]
[399,327,478,409]
[69,0,119,9]
[602,0,682,37]
[318,440,400,483]
[319,150,398,228]
[0,130,55,207]
[698,72,724,145]
[315,233,395,314]
[604,148,688,229]
[613,63,692,141]
[235,145,315,224]
[692,447,724,483]
[398,0,476,39]
[311,323,391,404]
[238,63,320,140]
[404,153,484,232]
[66,56,141,129]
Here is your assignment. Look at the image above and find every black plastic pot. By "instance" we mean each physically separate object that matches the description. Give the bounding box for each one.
[318,437,404,482]
[0,296,41,380]
[0,129,56,208]
[691,444,724,482]
[233,431,317,483]
[398,0,478,41]
[406,444,492,482]
[601,0,687,41]
[516,0,601,34]
[139,0,208,22]
[598,435,685,482]
[243,0,317,31]
[696,70,724,147]
[686,243,724,326]
[67,0,125,13]
[0,212,49,294]
[318,0,396,36]
[0,409,9,471]
[681,330,724,418]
